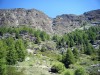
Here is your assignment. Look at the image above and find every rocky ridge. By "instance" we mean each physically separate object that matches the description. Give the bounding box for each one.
[0,8,100,34]
[53,9,100,34]
[0,8,53,34]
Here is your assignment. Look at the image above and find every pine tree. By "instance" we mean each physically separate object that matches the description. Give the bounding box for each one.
[98,45,100,61]
[80,44,85,53]
[35,36,41,44]
[15,39,26,62]
[73,48,79,59]
[0,40,7,75]
[88,29,96,44]
[69,39,74,47]
[0,58,6,75]
[40,31,46,41]
[75,68,86,75]
[41,46,46,52]
[63,48,75,68]
[5,37,14,46]
[6,44,18,65]
[85,43,94,55]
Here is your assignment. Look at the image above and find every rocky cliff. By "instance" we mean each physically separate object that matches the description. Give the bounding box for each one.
[52,14,85,34]
[53,9,100,34]
[0,8,53,33]
[84,9,100,22]
[0,8,100,34]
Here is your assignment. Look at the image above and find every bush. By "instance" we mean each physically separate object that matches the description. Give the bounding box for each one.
[41,46,47,52]
[63,71,71,75]
[74,68,86,75]
[51,62,65,74]
[7,66,25,75]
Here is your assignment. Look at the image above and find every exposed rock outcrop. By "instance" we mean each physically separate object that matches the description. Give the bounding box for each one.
[84,9,100,22]
[52,14,85,34]
[52,9,100,34]
[0,8,100,34]
[0,8,53,33]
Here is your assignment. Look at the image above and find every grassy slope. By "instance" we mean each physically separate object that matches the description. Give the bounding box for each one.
[12,41,100,75]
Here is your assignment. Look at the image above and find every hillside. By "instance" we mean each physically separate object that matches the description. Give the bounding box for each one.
[0,8,53,33]
[0,8,100,75]
[0,8,100,34]
[53,9,100,34]
[0,25,100,75]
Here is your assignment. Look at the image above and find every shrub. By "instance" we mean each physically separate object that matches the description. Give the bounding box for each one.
[7,66,25,75]
[74,68,86,75]
[41,46,47,52]
[51,62,65,74]
[63,71,71,75]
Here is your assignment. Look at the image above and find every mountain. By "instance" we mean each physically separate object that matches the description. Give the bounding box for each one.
[0,8,53,33]
[52,14,85,34]
[84,9,100,22]
[0,8,100,34]
[53,9,100,34]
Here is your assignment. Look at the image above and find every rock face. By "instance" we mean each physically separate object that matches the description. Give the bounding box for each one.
[0,8,53,33]
[84,9,100,22]
[52,14,85,34]
[0,8,100,34]
[53,9,100,34]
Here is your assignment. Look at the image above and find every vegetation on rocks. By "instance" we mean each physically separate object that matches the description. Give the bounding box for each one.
[0,25,100,75]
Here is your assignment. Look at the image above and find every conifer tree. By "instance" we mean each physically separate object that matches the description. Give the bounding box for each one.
[15,39,26,62]
[73,48,79,59]
[63,48,75,68]
[0,40,7,75]
[40,31,46,41]
[0,58,6,75]
[35,36,41,44]
[75,68,86,75]
[6,44,17,65]
[85,43,94,55]
[98,45,100,61]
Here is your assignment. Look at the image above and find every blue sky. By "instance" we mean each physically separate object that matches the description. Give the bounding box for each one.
[0,0,100,17]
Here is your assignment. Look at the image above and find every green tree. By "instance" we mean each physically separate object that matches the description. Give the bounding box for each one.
[41,46,47,52]
[0,59,6,75]
[40,31,47,41]
[69,39,74,47]
[85,43,94,55]
[87,28,96,44]
[75,68,86,75]
[5,37,14,46]
[46,34,50,40]
[34,30,40,37]
[0,40,7,59]
[15,39,26,62]
[51,62,65,74]
[52,35,61,42]
[0,40,7,75]
[35,36,41,44]
[63,48,75,68]
[80,44,85,53]
[5,37,17,65]
[6,44,18,65]
[98,45,100,61]
[73,48,79,59]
